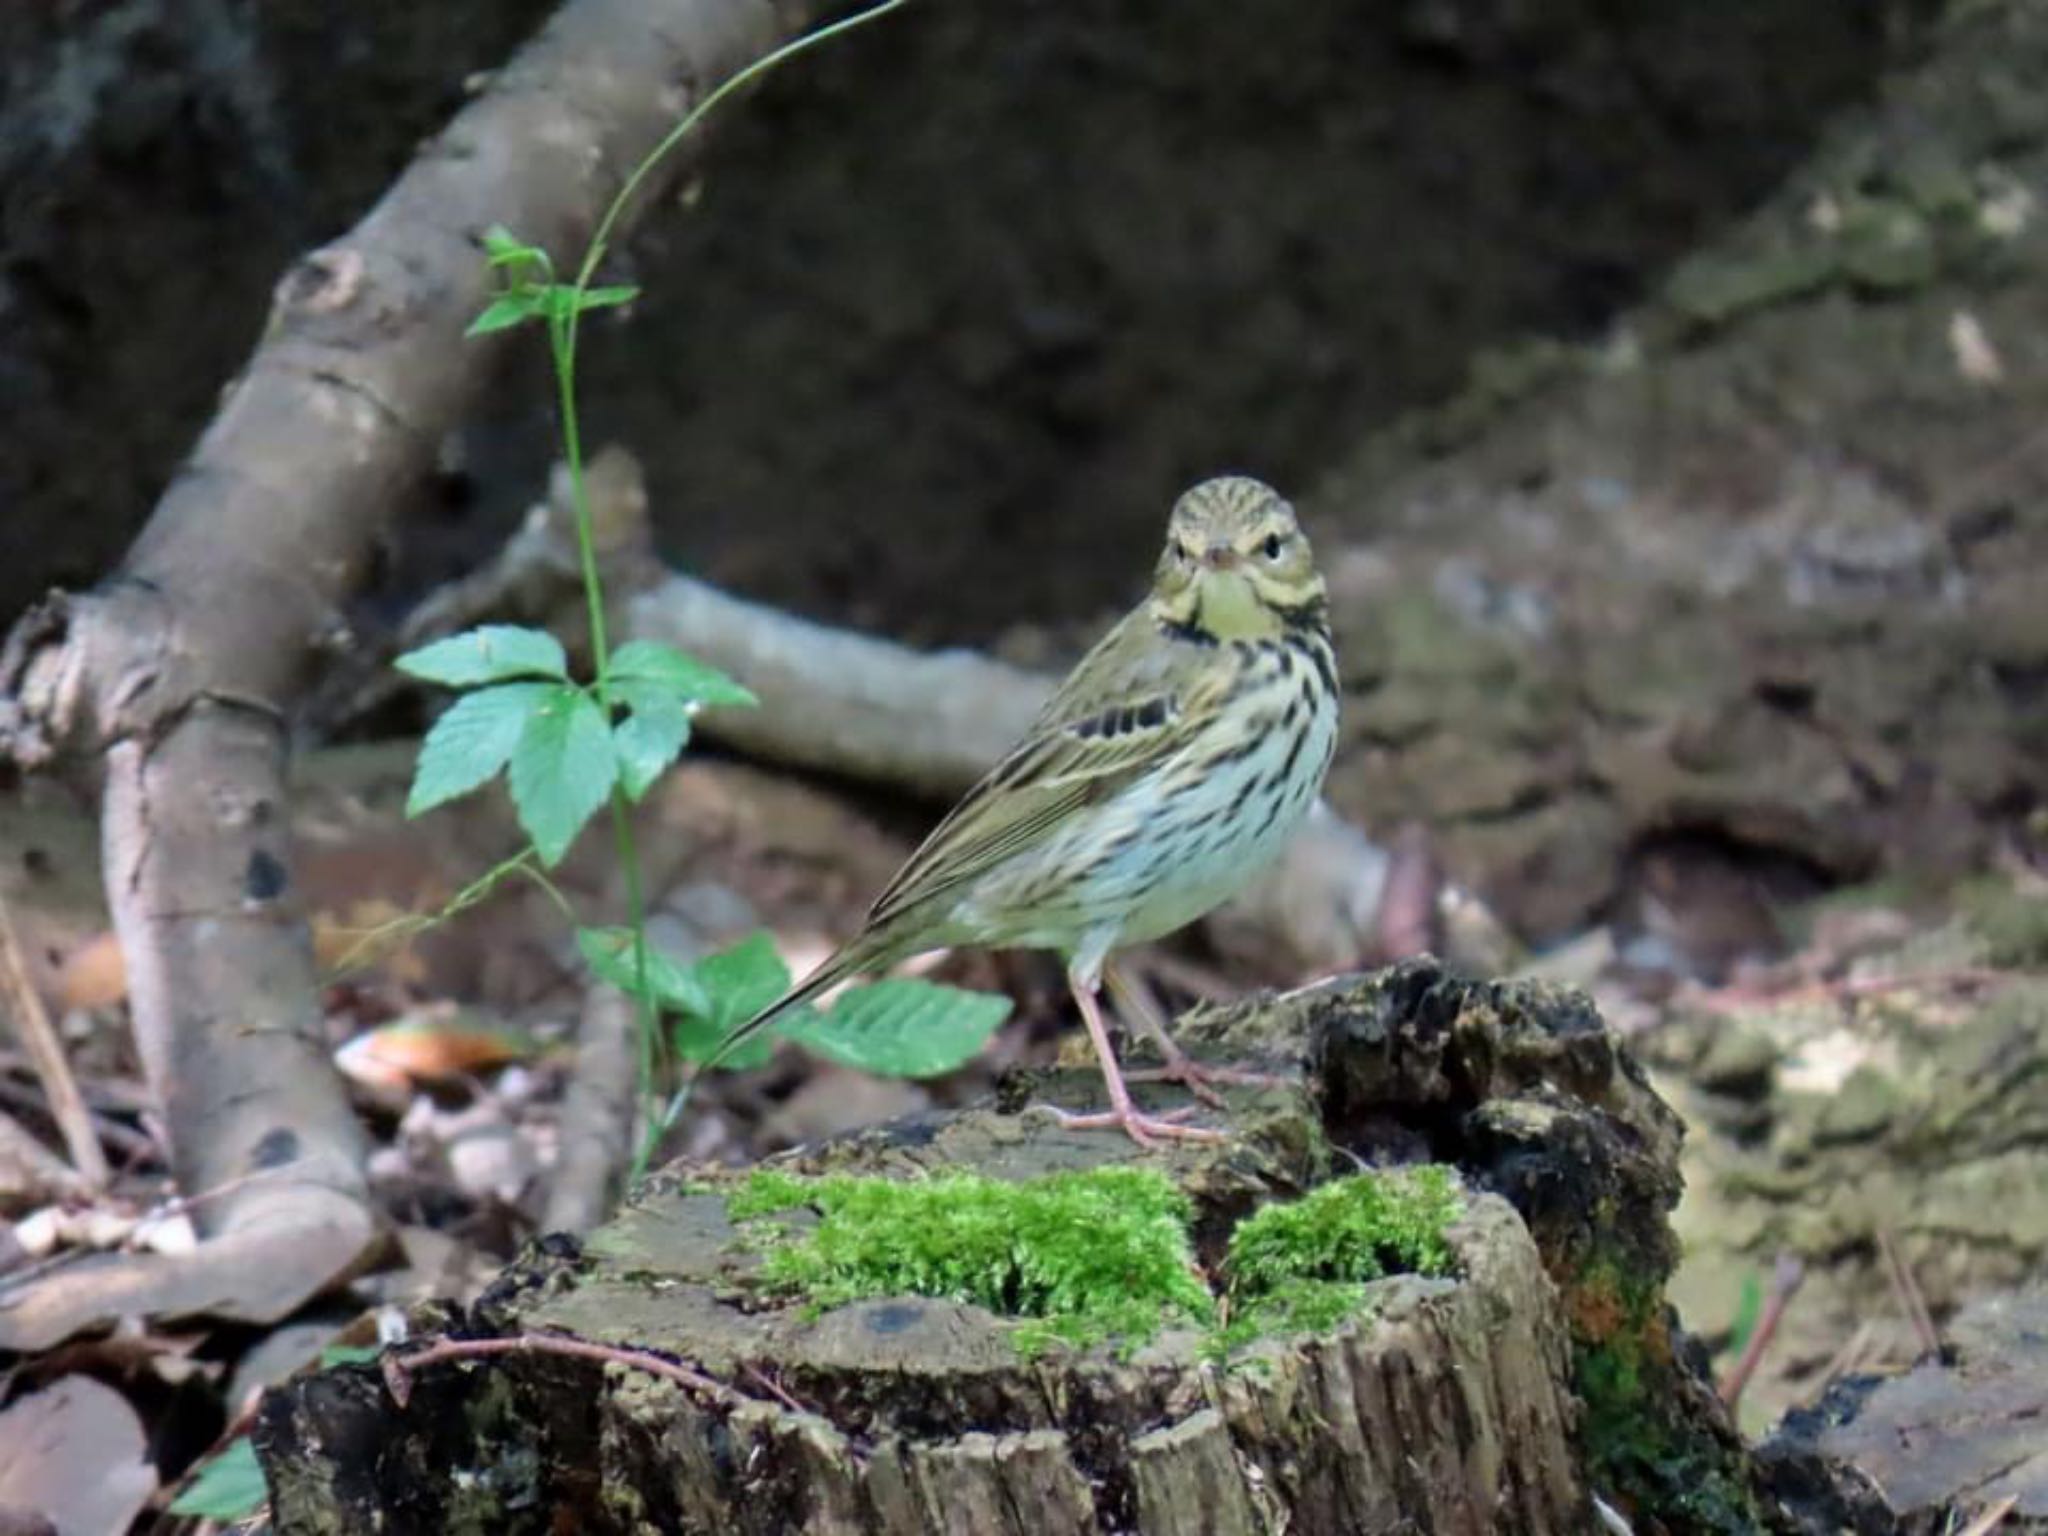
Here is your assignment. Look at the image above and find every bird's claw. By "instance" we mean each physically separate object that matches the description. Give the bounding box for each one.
[1039,1103,1227,1148]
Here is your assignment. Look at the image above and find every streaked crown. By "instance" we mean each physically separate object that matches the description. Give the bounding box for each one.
[1151,475,1325,639]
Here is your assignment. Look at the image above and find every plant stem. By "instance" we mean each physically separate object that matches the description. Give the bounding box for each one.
[547,307,663,1176]
[547,0,916,1182]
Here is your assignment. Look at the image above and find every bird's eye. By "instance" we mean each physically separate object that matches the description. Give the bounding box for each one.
[1261,533,1285,561]
[1174,542,1194,564]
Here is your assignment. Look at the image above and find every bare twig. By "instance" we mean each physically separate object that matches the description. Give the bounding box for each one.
[0,891,107,1187]
[1716,1252,1805,1411]
[740,1361,809,1415]
[0,1071,158,1166]
[1955,1495,2019,1536]
[1877,1226,1942,1360]
[0,1107,90,1208]
[381,1332,733,1411]
[1813,1319,1879,1400]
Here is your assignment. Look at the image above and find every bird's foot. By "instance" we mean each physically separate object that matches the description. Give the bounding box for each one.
[1040,1102,1227,1148]
[1124,1058,1289,1108]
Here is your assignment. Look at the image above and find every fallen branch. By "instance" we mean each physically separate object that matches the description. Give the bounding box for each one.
[0,0,818,1348]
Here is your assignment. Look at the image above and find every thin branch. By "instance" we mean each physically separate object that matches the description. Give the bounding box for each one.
[1716,1252,1804,1411]
[0,890,108,1187]
[381,1331,736,1411]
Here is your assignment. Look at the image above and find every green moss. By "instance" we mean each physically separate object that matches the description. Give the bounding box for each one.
[1567,1255,1764,1532]
[731,1165,1212,1353]
[1217,1165,1462,1350]
[726,1164,1466,1360]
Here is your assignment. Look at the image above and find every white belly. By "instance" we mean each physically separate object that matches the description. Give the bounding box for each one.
[959,670,1339,957]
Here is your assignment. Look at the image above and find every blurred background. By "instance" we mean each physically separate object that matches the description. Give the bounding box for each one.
[3,0,2047,1521]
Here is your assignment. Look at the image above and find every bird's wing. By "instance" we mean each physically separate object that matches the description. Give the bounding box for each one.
[865,613,1226,929]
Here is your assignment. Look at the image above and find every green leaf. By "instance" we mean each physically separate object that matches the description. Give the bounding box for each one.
[576,283,641,313]
[467,289,546,336]
[576,926,711,1016]
[508,685,617,865]
[693,931,792,1029]
[606,640,756,709]
[674,1010,779,1070]
[170,1436,266,1520]
[781,978,1009,1079]
[397,625,567,686]
[482,224,541,267]
[612,689,691,802]
[406,682,552,817]
[672,931,796,1069]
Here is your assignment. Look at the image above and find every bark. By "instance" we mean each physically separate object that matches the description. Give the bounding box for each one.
[257,963,1806,1535]
[0,0,812,1348]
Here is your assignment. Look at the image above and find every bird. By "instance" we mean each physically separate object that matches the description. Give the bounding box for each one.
[708,476,1340,1145]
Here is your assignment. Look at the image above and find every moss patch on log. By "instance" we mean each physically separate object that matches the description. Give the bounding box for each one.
[1567,1254,1764,1531]
[725,1163,1462,1359]
[1218,1163,1463,1347]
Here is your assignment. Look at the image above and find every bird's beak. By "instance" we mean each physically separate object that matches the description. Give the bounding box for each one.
[1201,542,1241,572]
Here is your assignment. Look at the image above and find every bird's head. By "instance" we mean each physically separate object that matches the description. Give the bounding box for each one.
[1150,475,1325,641]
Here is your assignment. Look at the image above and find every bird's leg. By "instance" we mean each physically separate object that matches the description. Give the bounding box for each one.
[1044,965,1225,1147]
[1104,960,1290,1102]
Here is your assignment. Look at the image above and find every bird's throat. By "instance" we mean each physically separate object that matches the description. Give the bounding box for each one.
[1188,572,1283,641]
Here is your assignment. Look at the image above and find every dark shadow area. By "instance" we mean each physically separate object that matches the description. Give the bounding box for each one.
[4,1,1933,642]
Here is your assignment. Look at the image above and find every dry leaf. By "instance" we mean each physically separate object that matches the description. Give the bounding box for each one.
[334,1006,533,1092]
[51,933,125,1014]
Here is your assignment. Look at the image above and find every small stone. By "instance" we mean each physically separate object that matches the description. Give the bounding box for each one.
[1692,1024,1778,1099]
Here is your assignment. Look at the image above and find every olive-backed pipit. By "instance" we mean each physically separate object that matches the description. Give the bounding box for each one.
[715,476,1339,1145]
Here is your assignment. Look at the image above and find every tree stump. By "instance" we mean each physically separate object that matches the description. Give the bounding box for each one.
[257,962,1755,1534]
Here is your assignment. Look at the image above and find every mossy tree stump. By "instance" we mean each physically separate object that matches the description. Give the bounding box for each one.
[259,962,1752,1534]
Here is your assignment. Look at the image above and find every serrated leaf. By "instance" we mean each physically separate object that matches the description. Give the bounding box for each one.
[612,689,691,801]
[170,1436,265,1520]
[406,682,552,816]
[671,931,802,1069]
[674,1010,780,1070]
[576,926,711,1016]
[781,979,1009,1079]
[693,931,792,1030]
[467,289,545,336]
[606,640,756,709]
[397,625,567,686]
[508,685,616,865]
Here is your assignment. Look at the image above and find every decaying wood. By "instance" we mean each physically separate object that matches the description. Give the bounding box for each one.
[259,963,1791,1535]
[0,0,818,1348]
[1756,1288,2048,1532]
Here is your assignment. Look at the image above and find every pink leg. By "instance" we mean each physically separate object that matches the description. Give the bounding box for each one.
[1104,961,1288,1106]
[1045,968,1225,1148]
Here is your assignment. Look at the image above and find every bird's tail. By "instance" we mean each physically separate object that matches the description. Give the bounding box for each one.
[658,922,920,1141]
